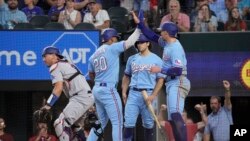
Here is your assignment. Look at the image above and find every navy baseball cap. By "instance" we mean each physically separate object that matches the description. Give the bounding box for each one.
[157,22,178,38]
[42,46,64,59]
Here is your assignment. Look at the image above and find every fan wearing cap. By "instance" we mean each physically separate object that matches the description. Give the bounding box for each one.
[87,11,141,141]
[122,34,165,141]
[41,46,94,141]
[134,10,191,141]
[83,0,110,30]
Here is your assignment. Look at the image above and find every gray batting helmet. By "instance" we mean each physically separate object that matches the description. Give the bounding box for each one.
[42,46,64,59]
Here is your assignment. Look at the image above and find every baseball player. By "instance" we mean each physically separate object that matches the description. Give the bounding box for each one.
[41,46,94,141]
[122,34,165,141]
[87,11,141,141]
[135,10,191,141]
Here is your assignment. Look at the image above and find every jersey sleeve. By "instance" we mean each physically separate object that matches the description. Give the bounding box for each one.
[171,47,184,68]
[111,41,126,55]
[50,63,63,84]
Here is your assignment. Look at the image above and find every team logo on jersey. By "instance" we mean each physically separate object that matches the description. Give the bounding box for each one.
[131,63,153,73]
[175,59,182,66]
[240,59,250,89]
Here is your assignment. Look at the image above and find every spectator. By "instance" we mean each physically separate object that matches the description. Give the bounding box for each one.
[204,80,233,141]
[194,4,218,32]
[161,0,190,32]
[158,104,207,141]
[83,0,110,30]
[3,0,28,29]
[190,0,216,28]
[22,0,44,21]
[208,0,226,16]
[48,0,65,22]
[217,0,237,24]
[237,0,250,20]
[0,0,8,25]
[58,0,82,29]
[225,7,247,31]
[28,122,57,141]
[0,117,14,141]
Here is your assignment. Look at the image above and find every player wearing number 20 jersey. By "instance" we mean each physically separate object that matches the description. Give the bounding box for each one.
[87,28,140,141]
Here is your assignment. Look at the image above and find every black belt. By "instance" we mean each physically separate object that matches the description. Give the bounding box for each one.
[131,87,153,92]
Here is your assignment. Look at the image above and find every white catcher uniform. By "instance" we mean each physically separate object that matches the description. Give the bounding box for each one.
[50,60,94,140]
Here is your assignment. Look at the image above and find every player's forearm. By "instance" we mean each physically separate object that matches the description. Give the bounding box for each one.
[161,67,182,76]
[138,21,160,43]
[152,78,164,97]
[52,82,63,96]
[124,28,141,49]
[122,75,130,95]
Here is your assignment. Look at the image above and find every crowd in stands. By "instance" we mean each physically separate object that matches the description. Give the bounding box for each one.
[0,0,249,31]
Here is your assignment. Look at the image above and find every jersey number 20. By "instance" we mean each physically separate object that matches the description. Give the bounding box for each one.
[93,56,107,73]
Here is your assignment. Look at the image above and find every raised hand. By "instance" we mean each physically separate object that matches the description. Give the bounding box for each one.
[223,80,230,90]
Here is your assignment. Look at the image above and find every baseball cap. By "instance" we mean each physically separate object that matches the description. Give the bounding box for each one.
[157,22,178,38]
[87,0,97,5]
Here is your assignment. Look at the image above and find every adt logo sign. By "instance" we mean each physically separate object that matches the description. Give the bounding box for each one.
[47,32,99,78]
[0,31,99,80]
[230,125,249,141]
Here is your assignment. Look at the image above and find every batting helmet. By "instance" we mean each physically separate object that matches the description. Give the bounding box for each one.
[102,28,120,43]
[42,46,64,59]
[134,34,150,47]
[158,22,178,38]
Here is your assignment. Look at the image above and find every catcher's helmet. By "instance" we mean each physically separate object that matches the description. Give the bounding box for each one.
[134,34,150,47]
[102,28,120,43]
[42,46,64,59]
[158,22,178,38]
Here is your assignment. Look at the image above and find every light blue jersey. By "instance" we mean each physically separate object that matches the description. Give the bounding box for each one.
[87,41,125,141]
[88,41,125,84]
[158,37,187,74]
[158,37,190,120]
[124,52,164,129]
[125,53,165,89]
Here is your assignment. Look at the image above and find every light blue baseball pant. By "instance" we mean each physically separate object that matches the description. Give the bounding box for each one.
[87,82,123,141]
[166,76,191,120]
[124,89,155,129]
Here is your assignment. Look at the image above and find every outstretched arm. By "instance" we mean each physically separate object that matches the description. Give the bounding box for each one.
[150,66,183,76]
[223,80,232,110]
[133,10,160,43]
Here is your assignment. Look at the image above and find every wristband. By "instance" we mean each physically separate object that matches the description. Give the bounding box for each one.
[47,93,59,107]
